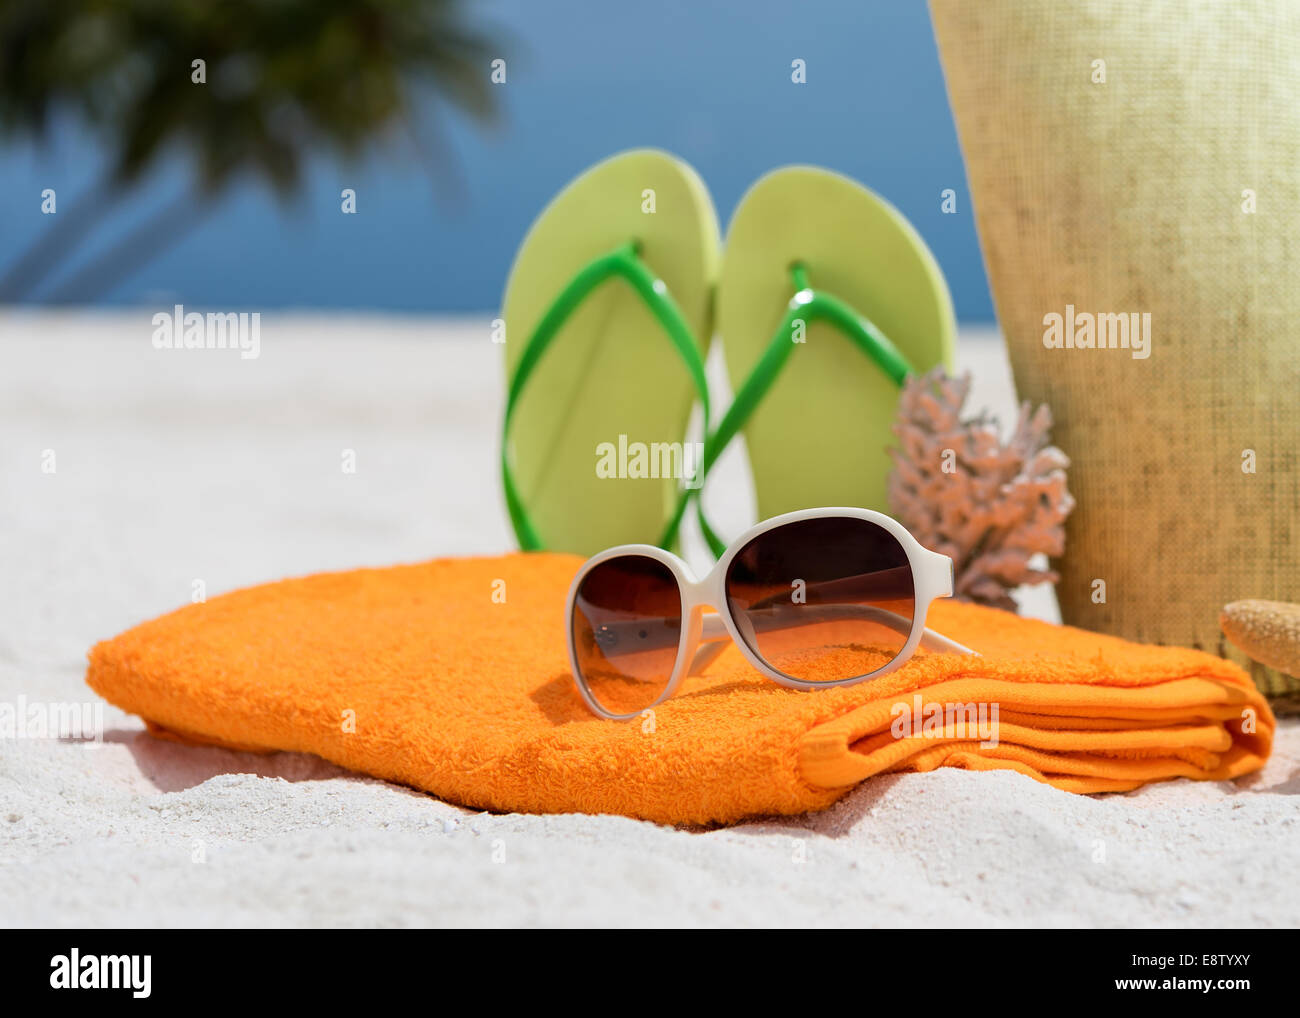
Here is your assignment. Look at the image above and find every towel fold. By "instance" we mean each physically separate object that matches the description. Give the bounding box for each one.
[85,553,1274,825]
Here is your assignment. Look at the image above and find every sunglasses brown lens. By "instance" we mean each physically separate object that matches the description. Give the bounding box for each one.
[724,516,915,683]
[571,555,683,715]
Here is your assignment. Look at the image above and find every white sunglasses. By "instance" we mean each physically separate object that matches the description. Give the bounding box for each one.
[566,507,977,720]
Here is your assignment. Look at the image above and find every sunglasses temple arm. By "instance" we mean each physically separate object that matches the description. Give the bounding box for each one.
[713,604,977,656]
[687,639,730,676]
[700,613,729,641]
[591,606,976,678]
[683,613,732,676]
[918,626,977,655]
[744,566,916,612]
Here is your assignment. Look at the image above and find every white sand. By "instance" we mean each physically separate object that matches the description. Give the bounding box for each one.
[1,310,1296,928]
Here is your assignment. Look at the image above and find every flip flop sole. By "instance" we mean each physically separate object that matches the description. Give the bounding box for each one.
[503,149,720,555]
[717,166,956,521]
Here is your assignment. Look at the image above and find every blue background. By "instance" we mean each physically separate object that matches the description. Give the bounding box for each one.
[0,0,993,319]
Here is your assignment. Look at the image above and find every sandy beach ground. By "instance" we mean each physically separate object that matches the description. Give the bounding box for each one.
[1,310,1296,927]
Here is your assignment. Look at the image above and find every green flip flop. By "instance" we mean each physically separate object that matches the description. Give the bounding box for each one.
[501,149,721,556]
[698,166,957,554]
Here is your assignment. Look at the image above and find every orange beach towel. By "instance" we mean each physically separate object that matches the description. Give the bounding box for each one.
[86,553,1274,825]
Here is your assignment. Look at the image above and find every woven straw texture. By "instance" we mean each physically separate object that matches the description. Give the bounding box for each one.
[930,0,1300,708]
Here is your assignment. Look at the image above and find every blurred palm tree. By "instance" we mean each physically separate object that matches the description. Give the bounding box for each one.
[0,0,502,302]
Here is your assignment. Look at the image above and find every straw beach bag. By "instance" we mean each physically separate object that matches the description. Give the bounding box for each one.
[929,0,1300,708]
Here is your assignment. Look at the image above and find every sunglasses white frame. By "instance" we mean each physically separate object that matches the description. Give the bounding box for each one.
[565,506,977,720]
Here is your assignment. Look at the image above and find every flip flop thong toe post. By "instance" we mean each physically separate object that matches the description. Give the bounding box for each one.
[702,167,956,552]
[501,149,720,557]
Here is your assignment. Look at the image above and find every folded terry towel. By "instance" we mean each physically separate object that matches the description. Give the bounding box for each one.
[86,553,1274,825]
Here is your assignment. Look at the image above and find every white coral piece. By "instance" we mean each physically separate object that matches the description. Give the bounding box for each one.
[888,368,1075,611]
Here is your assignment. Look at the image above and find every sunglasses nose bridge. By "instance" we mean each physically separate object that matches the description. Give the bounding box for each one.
[680,584,732,680]
[677,577,727,651]
[677,574,719,612]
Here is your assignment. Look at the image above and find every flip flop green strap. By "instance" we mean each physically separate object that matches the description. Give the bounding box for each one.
[696,262,916,557]
[502,240,711,552]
